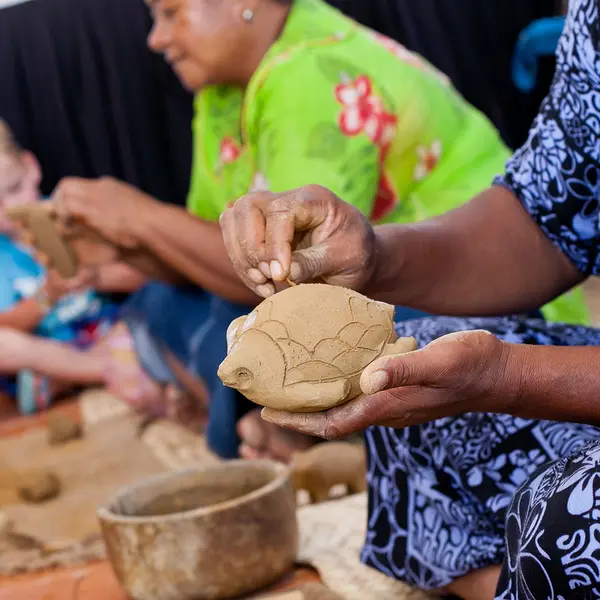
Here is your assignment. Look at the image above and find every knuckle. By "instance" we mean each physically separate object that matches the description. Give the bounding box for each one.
[322,416,344,440]
[303,184,332,201]
[386,358,412,388]
[265,196,292,217]
[219,207,233,228]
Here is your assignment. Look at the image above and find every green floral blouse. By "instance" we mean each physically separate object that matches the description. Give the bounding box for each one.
[187,0,589,325]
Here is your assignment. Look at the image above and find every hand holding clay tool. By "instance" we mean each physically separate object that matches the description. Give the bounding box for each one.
[218,283,417,413]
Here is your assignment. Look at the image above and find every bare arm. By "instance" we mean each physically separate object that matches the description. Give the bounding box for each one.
[0,298,47,332]
[368,185,584,314]
[499,342,600,426]
[91,263,147,293]
[130,203,259,304]
[52,178,260,305]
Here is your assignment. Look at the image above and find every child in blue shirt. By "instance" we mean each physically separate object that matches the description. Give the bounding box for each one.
[0,119,146,414]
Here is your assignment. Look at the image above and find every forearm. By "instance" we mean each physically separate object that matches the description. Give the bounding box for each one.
[94,263,147,293]
[495,343,600,426]
[0,299,46,332]
[367,186,584,315]
[129,203,259,304]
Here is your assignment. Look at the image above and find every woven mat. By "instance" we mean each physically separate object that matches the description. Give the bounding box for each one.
[297,494,434,600]
[0,390,218,576]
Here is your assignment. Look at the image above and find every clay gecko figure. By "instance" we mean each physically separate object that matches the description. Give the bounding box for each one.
[291,441,367,504]
[218,283,417,413]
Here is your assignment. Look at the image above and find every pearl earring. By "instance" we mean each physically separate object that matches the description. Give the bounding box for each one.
[242,8,254,22]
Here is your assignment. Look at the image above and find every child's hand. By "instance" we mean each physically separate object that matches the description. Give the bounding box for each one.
[43,268,96,303]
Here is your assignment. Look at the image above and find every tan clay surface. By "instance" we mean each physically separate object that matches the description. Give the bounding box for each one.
[262,583,343,600]
[98,460,298,600]
[0,413,168,575]
[18,471,61,504]
[47,413,83,446]
[6,204,79,278]
[218,284,417,412]
[291,442,367,505]
[0,397,321,600]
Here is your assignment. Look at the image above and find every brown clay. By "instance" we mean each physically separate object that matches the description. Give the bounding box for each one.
[98,460,298,600]
[218,284,417,413]
[47,413,83,446]
[18,471,62,504]
[291,441,367,504]
[5,204,79,278]
[5,204,120,276]
[264,583,344,600]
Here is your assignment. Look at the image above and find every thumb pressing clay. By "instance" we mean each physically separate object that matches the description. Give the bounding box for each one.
[218,283,417,413]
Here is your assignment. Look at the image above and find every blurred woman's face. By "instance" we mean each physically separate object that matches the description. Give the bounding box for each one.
[147,0,256,90]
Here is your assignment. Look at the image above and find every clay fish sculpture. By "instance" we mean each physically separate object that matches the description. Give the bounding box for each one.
[217,283,417,413]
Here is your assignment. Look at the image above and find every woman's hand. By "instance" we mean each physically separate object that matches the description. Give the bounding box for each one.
[260,330,517,439]
[220,185,376,298]
[52,176,159,249]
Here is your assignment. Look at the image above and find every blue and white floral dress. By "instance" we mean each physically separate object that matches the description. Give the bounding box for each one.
[362,1,600,597]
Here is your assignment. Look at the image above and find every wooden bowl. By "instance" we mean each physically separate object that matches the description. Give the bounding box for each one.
[97,460,298,600]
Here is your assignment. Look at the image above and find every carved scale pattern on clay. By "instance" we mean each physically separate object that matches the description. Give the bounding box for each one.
[218,284,417,413]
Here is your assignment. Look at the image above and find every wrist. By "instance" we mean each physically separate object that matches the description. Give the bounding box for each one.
[34,285,55,314]
[364,225,408,300]
[487,340,526,415]
[128,196,165,246]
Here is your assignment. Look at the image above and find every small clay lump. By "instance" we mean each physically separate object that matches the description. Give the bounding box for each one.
[47,413,83,446]
[18,471,62,504]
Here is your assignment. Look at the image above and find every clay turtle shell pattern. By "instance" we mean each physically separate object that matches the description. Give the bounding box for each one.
[218,283,417,413]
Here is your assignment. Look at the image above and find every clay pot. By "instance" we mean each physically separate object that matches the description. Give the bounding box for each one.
[97,460,298,600]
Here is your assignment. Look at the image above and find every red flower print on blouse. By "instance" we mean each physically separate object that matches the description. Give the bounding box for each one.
[414,140,443,181]
[335,75,398,147]
[371,172,398,222]
[220,137,241,164]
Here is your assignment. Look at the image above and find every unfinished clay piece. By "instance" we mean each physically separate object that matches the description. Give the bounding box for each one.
[47,413,83,446]
[18,471,61,504]
[218,284,417,413]
[291,441,367,504]
[6,204,79,278]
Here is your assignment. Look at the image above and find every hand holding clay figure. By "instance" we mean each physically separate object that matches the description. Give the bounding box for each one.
[52,176,156,250]
[259,329,515,439]
[219,185,376,298]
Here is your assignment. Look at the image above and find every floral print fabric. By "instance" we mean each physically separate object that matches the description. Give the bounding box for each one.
[362,316,600,598]
[496,0,600,278]
[187,0,509,227]
[186,0,585,325]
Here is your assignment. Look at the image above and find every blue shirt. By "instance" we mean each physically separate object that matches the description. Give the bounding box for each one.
[0,234,109,343]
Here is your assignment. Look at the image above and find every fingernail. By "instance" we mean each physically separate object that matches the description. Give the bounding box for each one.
[364,370,388,395]
[259,261,271,278]
[290,262,302,281]
[247,268,266,284]
[270,260,284,281]
[256,283,275,298]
